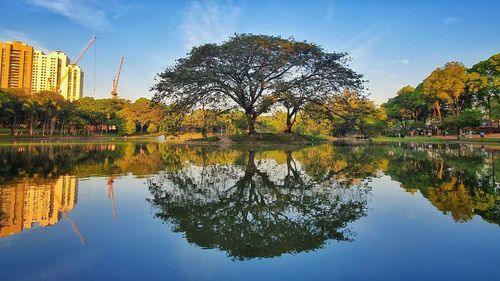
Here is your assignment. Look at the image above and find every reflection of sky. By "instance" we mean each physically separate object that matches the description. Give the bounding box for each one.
[0,174,498,281]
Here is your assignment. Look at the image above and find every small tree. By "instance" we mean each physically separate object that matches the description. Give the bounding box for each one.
[443,110,483,140]
[123,119,137,135]
[160,105,185,137]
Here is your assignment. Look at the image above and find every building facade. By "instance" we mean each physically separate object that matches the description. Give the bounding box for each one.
[32,50,69,94]
[0,41,84,100]
[0,41,34,94]
[60,64,84,101]
[32,50,84,100]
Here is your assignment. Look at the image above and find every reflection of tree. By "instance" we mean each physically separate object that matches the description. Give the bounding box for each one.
[384,144,500,225]
[294,144,387,188]
[148,149,369,260]
[0,143,168,182]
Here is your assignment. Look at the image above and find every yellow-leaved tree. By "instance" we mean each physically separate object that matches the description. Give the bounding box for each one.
[423,62,470,123]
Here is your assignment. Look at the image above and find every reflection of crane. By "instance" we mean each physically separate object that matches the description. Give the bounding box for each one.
[52,193,87,245]
[107,176,118,222]
[55,36,96,93]
[111,57,124,99]
[60,210,87,245]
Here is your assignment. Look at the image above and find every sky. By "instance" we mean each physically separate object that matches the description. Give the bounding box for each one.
[0,0,499,104]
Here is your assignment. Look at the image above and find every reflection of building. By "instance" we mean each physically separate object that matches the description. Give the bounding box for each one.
[0,41,34,93]
[0,176,78,237]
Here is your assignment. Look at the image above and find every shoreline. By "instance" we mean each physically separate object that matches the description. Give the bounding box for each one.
[3,134,500,146]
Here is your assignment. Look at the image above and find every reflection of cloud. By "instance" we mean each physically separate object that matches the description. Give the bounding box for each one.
[180,1,240,49]
[26,0,109,30]
[442,17,457,24]
[0,29,47,51]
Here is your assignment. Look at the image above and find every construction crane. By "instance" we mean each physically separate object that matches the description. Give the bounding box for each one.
[55,36,96,93]
[111,57,124,99]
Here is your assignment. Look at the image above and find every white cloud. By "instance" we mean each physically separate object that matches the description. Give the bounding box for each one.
[27,0,109,30]
[0,29,48,51]
[392,59,410,65]
[180,1,240,49]
[442,17,457,24]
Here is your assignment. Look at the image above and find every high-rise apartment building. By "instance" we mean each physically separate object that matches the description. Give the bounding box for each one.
[32,50,84,101]
[60,64,84,101]
[32,50,69,93]
[1,41,84,100]
[0,41,34,94]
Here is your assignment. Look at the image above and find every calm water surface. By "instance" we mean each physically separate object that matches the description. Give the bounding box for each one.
[0,142,498,281]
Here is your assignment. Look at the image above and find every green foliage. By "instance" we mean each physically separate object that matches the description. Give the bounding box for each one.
[0,89,165,137]
[160,105,185,137]
[152,33,363,134]
[443,110,484,129]
[382,85,431,123]
[123,119,137,135]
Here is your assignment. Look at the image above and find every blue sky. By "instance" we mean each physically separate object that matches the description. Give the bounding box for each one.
[0,0,498,103]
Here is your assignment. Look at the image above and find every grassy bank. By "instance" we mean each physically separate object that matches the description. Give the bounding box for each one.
[229,133,330,144]
[373,136,500,145]
[0,134,162,146]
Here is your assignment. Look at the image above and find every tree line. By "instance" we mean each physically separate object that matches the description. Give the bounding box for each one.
[1,33,497,139]
[153,33,499,138]
[0,89,165,136]
[383,54,499,138]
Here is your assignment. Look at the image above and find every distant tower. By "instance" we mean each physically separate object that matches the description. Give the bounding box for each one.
[111,57,124,99]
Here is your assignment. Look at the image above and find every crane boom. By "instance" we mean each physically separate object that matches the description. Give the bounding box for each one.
[56,36,96,93]
[111,57,124,99]
[73,36,97,65]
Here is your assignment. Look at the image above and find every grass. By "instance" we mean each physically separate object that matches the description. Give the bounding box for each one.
[373,136,500,144]
[229,132,330,144]
[189,136,221,142]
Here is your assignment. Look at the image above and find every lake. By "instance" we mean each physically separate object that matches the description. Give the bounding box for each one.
[0,142,498,281]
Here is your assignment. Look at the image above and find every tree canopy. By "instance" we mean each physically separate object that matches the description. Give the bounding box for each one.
[152,34,364,134]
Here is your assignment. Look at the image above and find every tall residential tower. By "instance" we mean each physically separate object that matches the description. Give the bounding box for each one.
[32,50,69,93]
[0,41,34,94]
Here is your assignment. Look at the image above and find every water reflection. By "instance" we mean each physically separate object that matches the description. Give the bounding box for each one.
[0,176,81,240]
[148,149,371,260]
[0,142,498,253]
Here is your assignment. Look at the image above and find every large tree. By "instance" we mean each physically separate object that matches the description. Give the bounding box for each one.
[468,53,500,129]
[152,34,363,135]
[423,62,475,123]
[382,84,432,134]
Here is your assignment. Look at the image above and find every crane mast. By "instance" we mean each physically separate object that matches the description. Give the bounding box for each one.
[111,57,124,99]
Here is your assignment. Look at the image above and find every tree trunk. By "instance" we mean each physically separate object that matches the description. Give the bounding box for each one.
[284,108,297,134]
[246,112,257,135]
[29,112,34,136]
[488,96,492,134]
